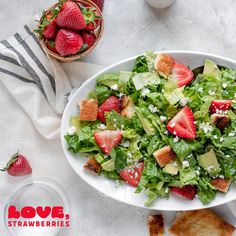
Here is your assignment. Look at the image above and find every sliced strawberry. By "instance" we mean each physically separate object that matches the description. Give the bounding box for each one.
[167,106,196,139]
[97,96,121,123]
[94,130,122,154]
[171,62,194,87]
[120,162,144,187]
[170,185,197,200]
[210,100,232,114]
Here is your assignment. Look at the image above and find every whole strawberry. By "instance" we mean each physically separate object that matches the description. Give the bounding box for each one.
[0,152,32,177]
[55,29,83,56]
[82,7,102,31]
[56,1,86,31]
[43,19,58,40]
[81,31,96,48]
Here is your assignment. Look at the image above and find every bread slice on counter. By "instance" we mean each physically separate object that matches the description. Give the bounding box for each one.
[147,215,164,236]
[169,209,235,236]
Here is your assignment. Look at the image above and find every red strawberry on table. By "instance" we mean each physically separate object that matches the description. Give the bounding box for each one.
[94,130,122,154]
[170,185,197,200]
[120,162,144,187]
[56,1,86,31]
[97,96,121,123]
[210,100,232,114]
[81,31,96,48]
[43,19,58,40]
[171,62,194,87]
[55,29,83,56]
[167,106,196,139]
[0,152,32,177]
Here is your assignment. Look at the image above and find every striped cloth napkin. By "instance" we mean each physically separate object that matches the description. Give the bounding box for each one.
[0,24,103,139]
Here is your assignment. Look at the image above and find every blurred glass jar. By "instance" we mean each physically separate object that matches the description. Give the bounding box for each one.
[145,0,175,8]
[91,0,104,11]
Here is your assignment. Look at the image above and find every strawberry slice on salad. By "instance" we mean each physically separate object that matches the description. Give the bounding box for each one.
[120,162,144,187]
[170,185,198,200]
[94,130,122,154]
[210,100,232,114]
[171,62,194,87]
[97,96,121,122]
[167,106,196,139]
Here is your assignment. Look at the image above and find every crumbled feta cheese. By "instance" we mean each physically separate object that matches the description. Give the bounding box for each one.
[160,115,167,122]
[67,126,76,135]
[164,131,169,135]
[110,84,118,91]
[98,124,106,130]
[182,160,189,168]
[207,166,214,172]
[219,175,225,179]
[195,170,200,176]
[141,88,150,97]
[234,93,236,100]
[121,124,124,129]
[193,121,197,124]
[199,123,213,134]
[127,152,132,158]
[180,97,189,106]
[173,136,179,143]
[228,131,236,137]
[208,90,215,95]
[220,137,224,143]
[165,188,169,193]
[198,87,203,93]
[213,135,218,140]
[122,141,130,148]
[118,93,124,98]
[148,104,158,113]
[173,131,177,135]
[222,83,227,88]
[226,155,230,158]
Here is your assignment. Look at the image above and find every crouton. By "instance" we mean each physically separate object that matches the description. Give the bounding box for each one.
[210,114,230,130]
[169,209,235,236]
[154,54,174,77]
[83,157,101,174]
[147,215,164,236]
[211,178,231,193]
[153,146,176,168]
[121,96,135,118]
[79,99,98,121]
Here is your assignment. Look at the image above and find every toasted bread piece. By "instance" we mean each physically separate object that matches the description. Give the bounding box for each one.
[211,178,231,193]
[153,146,176,167]
[147,215,164,236]
[210,114,230,130]
[79,99,98,121]
[83,157,101,174]
[121,96,135,118]
[154,54,174,77]
[169,209,235,236]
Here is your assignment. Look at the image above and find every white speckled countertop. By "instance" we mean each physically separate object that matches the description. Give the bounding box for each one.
[0,0,236,235]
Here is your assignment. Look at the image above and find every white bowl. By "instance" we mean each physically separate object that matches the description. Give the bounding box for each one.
[145,0,175,9]
[61,51,236,211]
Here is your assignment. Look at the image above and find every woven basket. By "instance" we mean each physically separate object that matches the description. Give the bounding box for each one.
[38,0,104,62]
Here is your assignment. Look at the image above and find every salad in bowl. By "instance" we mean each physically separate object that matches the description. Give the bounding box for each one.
[64,51,236,206]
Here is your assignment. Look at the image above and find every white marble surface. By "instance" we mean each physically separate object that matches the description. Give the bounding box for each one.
[0,0,236,235]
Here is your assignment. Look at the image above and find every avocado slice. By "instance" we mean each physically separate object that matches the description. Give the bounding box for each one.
[96,73,119,88]
[203,59,221,79]
[135,108,156,136]
[69,116,81,134]
[101,159,115,171]
[163,161,179,175]
[197,149,220,175]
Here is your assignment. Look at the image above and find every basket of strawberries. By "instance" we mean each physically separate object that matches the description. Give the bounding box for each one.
[35,0,104,62]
